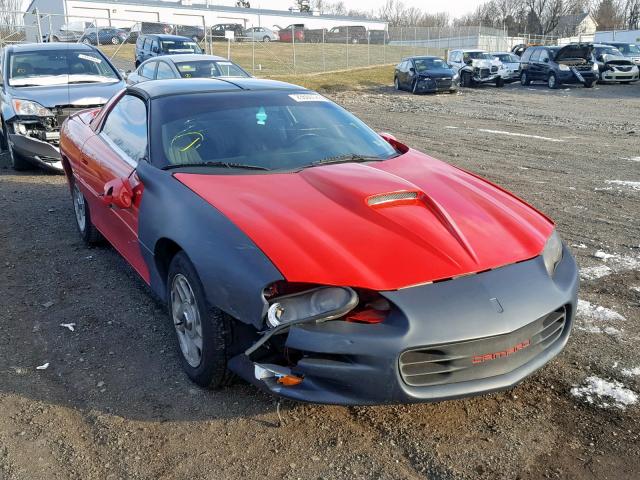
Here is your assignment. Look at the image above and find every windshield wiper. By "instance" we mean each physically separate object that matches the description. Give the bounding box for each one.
[67,80,103,84]
[163,161,270,171]
[311,154,389,167]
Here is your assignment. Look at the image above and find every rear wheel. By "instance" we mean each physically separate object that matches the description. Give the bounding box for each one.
[168,252,234,388]
[521,71,531,86]
[262,36,270,42]
[72,182,102,244]
[547,72,558,89]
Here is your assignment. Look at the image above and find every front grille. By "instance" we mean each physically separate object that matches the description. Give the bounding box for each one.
[436,78,452,89]
[399,307,567,387]
[491,65,498,73]
[478,68,491,78]
[614,75,633,79]
[576,64,593,71]
[614,66,633,72]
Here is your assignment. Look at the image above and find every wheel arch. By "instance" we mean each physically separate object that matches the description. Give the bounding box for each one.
[154,237,183,292]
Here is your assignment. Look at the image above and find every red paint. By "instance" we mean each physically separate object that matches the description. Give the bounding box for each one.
[175,150,554,291]
[60,96,150,284]
[471,339,531,364]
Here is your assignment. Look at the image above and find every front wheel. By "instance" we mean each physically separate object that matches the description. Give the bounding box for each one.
[547,73,558,89]
[496,77,505,88]
[521,71,531,86]
[584,80,596,88]
[110,36,120,45]
[72,182,102,244]
[168,252,233,388]
[82,38,92,45]
[461,71,472,87]
[394,76,400,90]
[262,36,270,42]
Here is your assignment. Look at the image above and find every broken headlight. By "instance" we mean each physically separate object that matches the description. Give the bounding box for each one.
[542,230,563,277]
[266,286,358,328]
[12,99,53,117]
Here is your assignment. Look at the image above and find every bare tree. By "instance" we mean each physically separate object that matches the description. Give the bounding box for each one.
[0,0,23,36]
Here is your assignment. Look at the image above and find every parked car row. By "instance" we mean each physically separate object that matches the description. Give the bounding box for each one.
[396,42,639,95]
[1,38,580,407]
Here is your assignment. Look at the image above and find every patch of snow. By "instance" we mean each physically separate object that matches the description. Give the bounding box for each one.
[621,367,640,377]
[572,243,588,249]
[444,126,459,129]
[628,157,640,162]
[571,376,638,409]
[632,286,640,293]
[605,180,640,191]
[580,265,612,281]
[594,250,615,260]
[577,299,626,322]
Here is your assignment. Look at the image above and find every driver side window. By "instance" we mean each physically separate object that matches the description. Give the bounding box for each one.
[539,50,550,62]
[102,95,148,164]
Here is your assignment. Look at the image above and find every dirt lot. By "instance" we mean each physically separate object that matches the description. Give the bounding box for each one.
[0,80,638,480]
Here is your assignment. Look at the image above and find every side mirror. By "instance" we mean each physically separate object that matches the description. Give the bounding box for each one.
[102,178,134,209]
[543,57,550,63]
[464,58,473,65]
[152,46,159,53]
[379,132,409,153]
[409,67,415,73]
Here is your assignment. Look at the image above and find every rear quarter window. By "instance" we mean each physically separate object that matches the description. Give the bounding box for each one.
[521,49,533,62]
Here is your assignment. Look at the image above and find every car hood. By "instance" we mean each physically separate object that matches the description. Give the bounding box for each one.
[7,80,124,109]
[418,68,455,77]
[174,151,554,291]
[554,44,594,61]
[601,54,634,65]
[470,59,495,68]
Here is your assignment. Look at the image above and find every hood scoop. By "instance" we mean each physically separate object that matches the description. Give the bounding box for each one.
[367,191,419,207]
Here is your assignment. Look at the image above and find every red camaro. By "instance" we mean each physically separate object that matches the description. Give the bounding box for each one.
[59,78,578,405]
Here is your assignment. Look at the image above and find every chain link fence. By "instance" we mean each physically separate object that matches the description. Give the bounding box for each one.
[6,10,525,75]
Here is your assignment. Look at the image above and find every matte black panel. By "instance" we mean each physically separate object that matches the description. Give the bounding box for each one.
[136,160,283,327]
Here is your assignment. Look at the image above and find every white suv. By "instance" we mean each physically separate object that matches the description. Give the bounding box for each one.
[448,49,506,87]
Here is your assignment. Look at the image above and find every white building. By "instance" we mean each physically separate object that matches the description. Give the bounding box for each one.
[23,0,387,41]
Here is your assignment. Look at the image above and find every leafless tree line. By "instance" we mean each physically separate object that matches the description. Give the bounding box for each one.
[313,0,639,33]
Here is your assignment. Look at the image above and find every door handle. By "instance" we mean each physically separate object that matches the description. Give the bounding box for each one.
[81,155,89,165]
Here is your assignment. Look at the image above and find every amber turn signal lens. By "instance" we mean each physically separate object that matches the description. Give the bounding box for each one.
[277,375,303,386]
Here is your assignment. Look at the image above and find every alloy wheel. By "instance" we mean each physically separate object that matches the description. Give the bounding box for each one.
[73,184,86,233]
[171,273,203,368]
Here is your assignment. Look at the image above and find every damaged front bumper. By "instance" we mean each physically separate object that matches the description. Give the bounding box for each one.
[229,246,578,405]
[413,76,458,93]
[7,118,63,172]
[600,65,639,82]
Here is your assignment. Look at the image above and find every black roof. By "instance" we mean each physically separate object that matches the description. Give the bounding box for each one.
[5,42,97,53]
[402,56,443,60]
[129,78,306,99]
[139,34,197,41]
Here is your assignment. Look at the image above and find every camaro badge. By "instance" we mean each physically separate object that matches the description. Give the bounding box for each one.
[472,340,531,364]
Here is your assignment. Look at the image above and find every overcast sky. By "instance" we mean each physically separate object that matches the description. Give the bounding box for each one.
[252,1,482,18]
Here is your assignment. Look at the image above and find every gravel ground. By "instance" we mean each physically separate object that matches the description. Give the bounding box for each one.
[0,81,638,480]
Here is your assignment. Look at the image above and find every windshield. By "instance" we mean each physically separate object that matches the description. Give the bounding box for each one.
[151,91,398,171]
[9,49,119,87]
[617,44,640,54]
[414,58,448,71]
[596,46,623,56]
[175,60,249,78]
[160,40,202,54]
[494,54,519,63]
[464,52,493,60]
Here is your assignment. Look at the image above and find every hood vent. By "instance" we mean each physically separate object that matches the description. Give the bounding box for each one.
[367,191,419,207]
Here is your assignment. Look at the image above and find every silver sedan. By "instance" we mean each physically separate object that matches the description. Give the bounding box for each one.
[242,27,279,42]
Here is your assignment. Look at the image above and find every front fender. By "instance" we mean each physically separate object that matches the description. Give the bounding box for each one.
[136,161,284,328]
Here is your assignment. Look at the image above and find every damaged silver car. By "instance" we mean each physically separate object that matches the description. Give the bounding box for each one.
[593,44,639,84]
[0,43,125,172]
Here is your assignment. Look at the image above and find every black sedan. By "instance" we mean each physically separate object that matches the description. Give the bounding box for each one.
[126,54,250,85]
[79,28,128,45]
[394,56,459,94]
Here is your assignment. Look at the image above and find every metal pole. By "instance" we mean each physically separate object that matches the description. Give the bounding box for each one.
[227,38,231,59]
[322,28,326,72]
[35,8,43,43]
[48,14,52,41]
[413,26,417,56]
[292,25,296,74]
[252,28,255,74]
[95,18,99,46]
[367,30,370,66]
[346,25,349,69]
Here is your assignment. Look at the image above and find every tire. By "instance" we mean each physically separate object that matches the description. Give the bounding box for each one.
[521,71,531,86]
[82,38,92,45]
[584,80,596,88]
[547,72,558,89]
[496,77,505,88]
[110,36,120,45]
[262,36,270,42]
[135,60,140,68]
[72,182,102,245]
[52,36,59,42]
[394,76,400,91]
[461,71,472,87]
[5,126,32,171]
[167,251,233,388]
[412,78,419,94]
[192,36,199,42]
